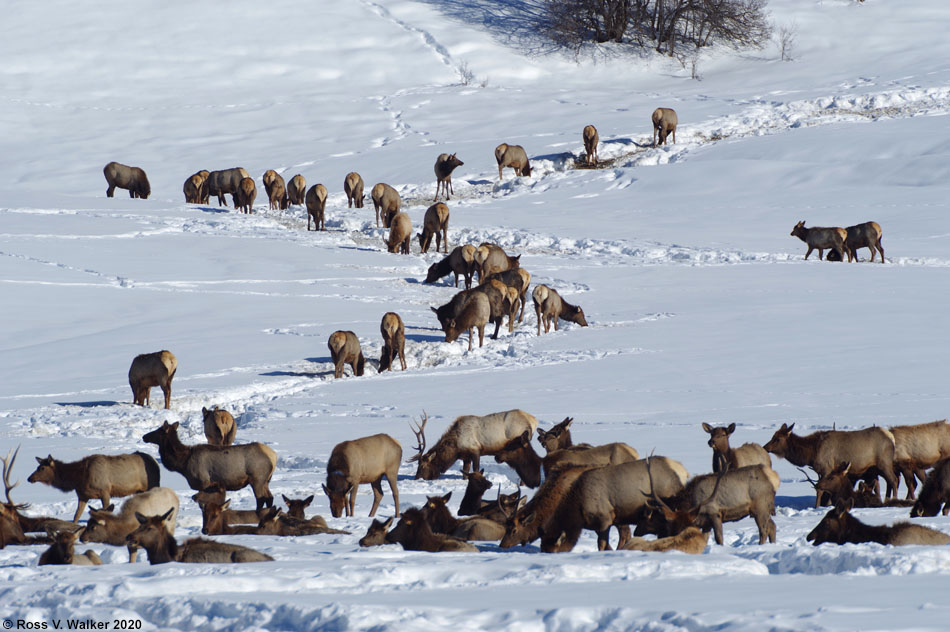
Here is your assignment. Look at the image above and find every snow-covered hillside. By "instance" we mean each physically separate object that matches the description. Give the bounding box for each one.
[2,0,950,630]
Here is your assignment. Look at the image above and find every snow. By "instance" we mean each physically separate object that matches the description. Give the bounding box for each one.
[2,0,950,629]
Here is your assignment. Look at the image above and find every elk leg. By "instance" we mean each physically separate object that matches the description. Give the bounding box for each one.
[901,468,917,500]
[369,478,384,517]
[616,525,631,549]
[347,484,358,517]
[710,515,724,545]
[491,318,501,340]
[877,241,885,264]
[478,324,485,348]
[386,471,400,517]
[72,498,88,523]
[596,528,612,551]
[162,384,171,410]
[398,343,407,371]
[126,544,138,564]
[471,454,481,472]
[467,327,473,351]
[804,246,814,260]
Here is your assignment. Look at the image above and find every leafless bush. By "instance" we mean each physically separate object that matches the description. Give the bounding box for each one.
[776,23,797,61]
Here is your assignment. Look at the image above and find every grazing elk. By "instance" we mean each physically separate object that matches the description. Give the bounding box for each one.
[127,509,274,564]
[790,221,848,261]
[379,312,407,372]
[323,434,402,518]
[582,125,599,166]
[498,466,591,549]
[807,499,950,546]
[192,483,261,527]
[234,176,257,213]
[81,486,179,563]
[532,285,588,335]
[434,153,464,201]
[386,212,412,254]
[621,526,709,554]
[844,221,884,263]
[262,170,289,210]
[328,330,365,378]
[474,243,520,283]
[651,108,678,147]
[359,517,394,546]
[129,349,177,409]
[287,174,307,206]
[143,420,277,511]
[911,459,950,517]
[418,202,450,254]
[495,143,532,180]
[183,170,210,204]
[409,409,539,479]
[344,171,364,208]
[764,423,899,501]
[474,280,515,340]
[371,182,402,228]
[28,451,161,522]
[385,508,479,552]
[420,492,506,541]
[484,268,531,324]
[431,290,491,350]
[889,420,950,499]
[202,406,236,446]
[306,183,328,231]
[39,527,103,566]
[701,423,771,473]
[104,161,150,199]
[425,244,477,289]
[207,167,251,207]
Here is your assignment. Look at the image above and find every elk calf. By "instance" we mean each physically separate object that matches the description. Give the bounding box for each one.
[808,499,950,546]
[434,153,464,201]
[386,212,412,254]
[202,407,236,446]
[652,108,677,147]
[701,423,771,473]
[39,527,103,566]
[306,184,328,231]
[104,161,150,199]
[790,221,848,261]
[323,434,402,517]
[127,509,273,564]
[287,174,307,206]
[421,492,506,541]
[418,203,450,254]
[379,312,407,372]
[81,486,179,563]
[129,350,177,409]
[386,508,479,552]
[582,125,599,166]
[844,221,884,263]
[372,183,402,228]
[533,285,588,335]
[234,177,257,213]
[328,330,365,378]
[344,172,364,208]
[495,143,532,180]
[425,244,477,289]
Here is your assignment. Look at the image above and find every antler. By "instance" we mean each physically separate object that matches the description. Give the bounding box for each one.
[406,411,428,463]
[797,467,818,490]
[642,453,675,515]
[1,446,26,509]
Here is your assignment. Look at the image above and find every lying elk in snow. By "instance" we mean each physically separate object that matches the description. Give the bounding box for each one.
[807,499,950,546]
[282,494,315,521]
[474,243,520,283]
[911,459,950,517]
[207,167,250,207]
[129,349,177,409]
[202,406,236,446]
[39,526,102,566]
[255,507,349,536]
[328,330,365,378]
[82,486,179,563]
[28,451,160,522]
[386,507,479,552]
[533,285,588,335]
[421,492,506,541]
[582,125,599,166]
[844,221,884,263]
[306,183,328,231]
[359,517,394,547]
[323,433,402,517]
[344,171,364,209]
[702,423,771,473]
[790,221,847,261]
[425,244,476,289]
[431,289,490,350]
[651,108,677,147]
[192,483,261,528]
[418,202,449,254]
[127,509,273,564]
[379,312,407,372]
[372,182,402,228]
[104,161,150,199]
[409,409,538,480]
[620,526,708,554]
[143,420,277,511]
[495,143,532,180]
[434,153,464,201]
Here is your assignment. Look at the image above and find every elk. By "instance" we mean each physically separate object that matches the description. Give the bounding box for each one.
[499,465,596,549]
[127,509,274,564]
[418,202,450,254]
[420,492,506,541]
[207,167,251,207]
[328,330,365,378]
[359,517,394,546]
[620,526,709,554]
[764,423,899,500]
[911,459,950,517]
[458,469,493,515]
[536,417,581,454]
[306,183,328,231]
[28,451,161,522]
[431,290,490,350]
[104,161,150,199]
[344,172,364,208]
[484,268,531,323]
[474,243,520,283]
[532,285,588,335]
[425,244,477,289]
[183,170,210,204]
[322,433,401,518]
[493,431,543,488]
[234,176,257,213]
[282,494,314,520]
[193,500,261,536]
[409,409,539,480]
[386,212,412,254]
[844,221,884,263]
[889,420,950,499]
[473,280,515,340]
[385,508,479,552]
[434,153,464,201]
[39,526,103,566]
[582,125,599,166]
[191,483,261,527]
[142,420,277,511]
[128,350,177,409]
[638,462,779,546]
[652,108,678,147]
[495,143,532,180]
[81,486,179,563]
[790,221,848,261]
[262,170,288,210]
[701,423,771,473]
[2,448,60,547]
[807,499,950,546]
[287,174,307,206]
[379,312,407,372]
[541,442,640,476]
[371,182,402,228]
[254,507,349,536]
[203,406,236,446]
[543,456,690,552]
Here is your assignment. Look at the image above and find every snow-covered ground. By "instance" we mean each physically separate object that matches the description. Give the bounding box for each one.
[2,0,950,629]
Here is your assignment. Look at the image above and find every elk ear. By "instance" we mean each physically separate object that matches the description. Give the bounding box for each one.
[202,407,208,416]
[222,500,231,510]
[442,491,452,503]
[170,422,180,430]
[282,494,291,505]
[520,430,530,444]
[786,423,794,433]
[702,422,713,433]
[430,307,439,314]
[104,503,115,513]
[322,484,331,497]
[478,469,484,476]
[564,417,573,429]
[36,456,43,464]
[726,423,736,435]
[135,512,148,524]
[303,495,314,506]
[516,496,527,510]
[383,516,395,528]
[161,507,175,521]
[839,461,851,476]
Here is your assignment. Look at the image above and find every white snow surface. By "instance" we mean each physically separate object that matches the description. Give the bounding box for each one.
[2,0,950,630]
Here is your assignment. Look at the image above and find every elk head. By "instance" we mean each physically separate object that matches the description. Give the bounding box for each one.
[360,517,394,546]
[142,420,180,446]
[537,418,573,452]
[200,500,230,535]
[421,492,454,533]
[322,476,353,519]
[282,494,314,520]
[639,455,724,538]
[27,455,58,485]
[127,508,175,549]
[814,462,853,508]
[763,423,794,457]
[806,499,854,545]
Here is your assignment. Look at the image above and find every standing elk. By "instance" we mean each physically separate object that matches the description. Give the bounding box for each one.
[234,176,257,213]
[39,527,103,566]
[385,508,479,552]
[701,422,771,473]
[129,350,177,410]
[424,244,476,289]
[911,459,950,517]
[207,167,250,207]
[127,509,273,564]
[323,434,402,518]
[202,406,236,446]
[371,183,402,228]
[28,451,161,522]
[344,172,364,208]
[844,221,884,263]
[420,492,506,541]
[434,153,464,201]
[474,243,520,283]
[306,183,328,231]
[379,312,407,372]
[532,285,588,335]
[418,202,450,254]
[143,421,277,512]
[582,125,599,166]
[651,108,677,147]
[104,161,150,199]
[431,290,491,350]
[889,420,950,499]
[495,143,532,180]
[790,221,848,261]
[409,409,538,480]
[262,170,289,210]
[807,499,950,546]
[328,330,365,378]
[484,268,531,324]
[183,170,210,204]
[287,174,307,206]
[386,212,412,254]
[81,486,179,563]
